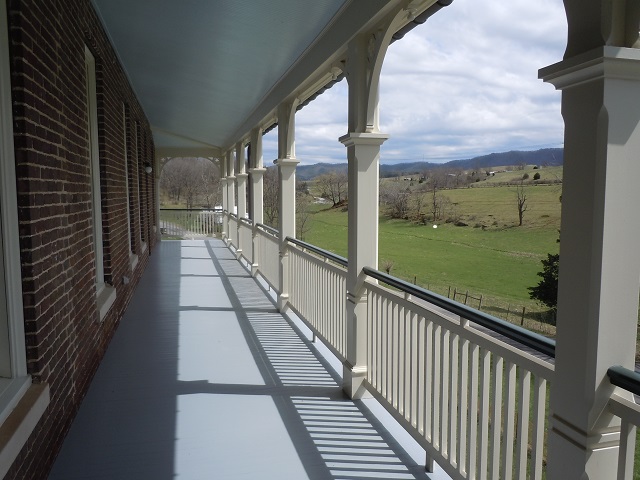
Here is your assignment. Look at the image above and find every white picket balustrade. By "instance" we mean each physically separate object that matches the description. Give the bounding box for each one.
[228,215,238,249]
[363,279,554,480]
[238,218,253,263]
[159,209,220,238]
[286,240,348,362]
[254,225,280,290]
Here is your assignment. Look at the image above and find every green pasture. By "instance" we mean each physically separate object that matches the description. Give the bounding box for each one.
[305,183,562,326]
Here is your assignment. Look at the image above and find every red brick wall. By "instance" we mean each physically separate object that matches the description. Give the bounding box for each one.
[6,0,157,477]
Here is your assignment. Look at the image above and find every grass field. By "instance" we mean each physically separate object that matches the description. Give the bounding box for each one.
[305,177,562,333]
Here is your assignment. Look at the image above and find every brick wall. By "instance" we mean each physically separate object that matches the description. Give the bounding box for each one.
[6,0,157,477]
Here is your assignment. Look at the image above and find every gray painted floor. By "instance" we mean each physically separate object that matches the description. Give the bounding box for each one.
[49,239,447,480]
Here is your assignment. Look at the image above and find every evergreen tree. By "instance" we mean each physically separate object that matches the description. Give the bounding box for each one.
[528,253,559,310]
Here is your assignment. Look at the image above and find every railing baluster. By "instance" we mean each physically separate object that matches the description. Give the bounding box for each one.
[418,315,426,436]
[530,376,546,480]
[489,356,504,480]
[617,419,636,480]
[425,320,434,442]
[515,370,531,480]
[449,332,459,466]
[441,328,450,458]
[458,335,469,476]
[502,361,517,480]
[468,343,480,477]
[479,349,491,480]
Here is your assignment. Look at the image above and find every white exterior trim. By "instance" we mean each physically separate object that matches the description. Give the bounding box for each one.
[0,0,27,381]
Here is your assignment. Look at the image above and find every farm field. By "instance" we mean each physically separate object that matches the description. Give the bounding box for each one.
[304,179,562,333]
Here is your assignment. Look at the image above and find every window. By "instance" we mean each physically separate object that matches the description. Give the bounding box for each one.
[123,104,138,268]
[0,1,49,475]
[85,47,115,319]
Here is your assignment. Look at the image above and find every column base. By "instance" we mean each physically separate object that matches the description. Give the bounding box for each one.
[546,413,620,478]
[235,248,243,260]
[277,293,289,313]
[342,362,370,399]
[250,264,259,277]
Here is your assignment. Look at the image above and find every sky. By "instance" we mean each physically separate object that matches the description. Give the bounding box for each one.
[263,0,567,166]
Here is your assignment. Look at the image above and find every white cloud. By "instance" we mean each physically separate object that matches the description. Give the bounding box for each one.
[291,0,567,165]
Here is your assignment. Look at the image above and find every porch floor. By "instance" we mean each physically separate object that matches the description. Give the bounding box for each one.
[49,239,445,480]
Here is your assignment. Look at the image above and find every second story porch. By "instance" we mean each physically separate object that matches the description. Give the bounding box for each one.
[49,239,445,480]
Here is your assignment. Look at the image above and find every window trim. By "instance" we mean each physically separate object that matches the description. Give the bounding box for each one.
[85,47,116,320]
[0,1,50,475]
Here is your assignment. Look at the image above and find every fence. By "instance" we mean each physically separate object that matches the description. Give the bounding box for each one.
[238,218,253,264]
[159,209,221,238]
[286,238,348,362]
[254,224,280,290]
[363,268,554,480]
[228,214,238,248]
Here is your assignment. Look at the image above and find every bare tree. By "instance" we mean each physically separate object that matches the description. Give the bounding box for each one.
[515,181,528,226]
[160,157,221,209]
[296,192,312,240]
[380,181,411,219]
[263,166,279,228]
[315,172,348,206]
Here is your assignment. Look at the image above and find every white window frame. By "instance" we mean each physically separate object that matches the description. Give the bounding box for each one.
[85,47,115,320]
[0,1,49,475]
[123,104,138,269]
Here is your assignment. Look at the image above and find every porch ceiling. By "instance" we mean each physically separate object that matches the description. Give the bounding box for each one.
[90,0,398,157]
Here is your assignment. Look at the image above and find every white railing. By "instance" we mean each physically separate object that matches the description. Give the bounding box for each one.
[225,235,558,479]
[159,209,221,238]
[238,218,253,264]
[254,224,280,289]
[286,238,348,362]
[228,214,238,249]
[363,268,554,480]
[607,366,640,480]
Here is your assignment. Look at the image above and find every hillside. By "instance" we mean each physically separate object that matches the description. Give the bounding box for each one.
[296,147,563,180]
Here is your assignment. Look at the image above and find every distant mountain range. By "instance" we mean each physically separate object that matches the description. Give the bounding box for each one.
[295,148,563,180]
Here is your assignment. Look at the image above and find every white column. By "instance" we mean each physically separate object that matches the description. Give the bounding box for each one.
[220,154,228,241]
[154,154,162,242]
[276,101,299,311]
[226,149,236,236]
[541,4,640,477]
[236,142,247,259]
[249,127,265,276]
[340,30,393,399]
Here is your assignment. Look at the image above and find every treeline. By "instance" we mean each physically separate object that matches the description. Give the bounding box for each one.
[160,157,221,209]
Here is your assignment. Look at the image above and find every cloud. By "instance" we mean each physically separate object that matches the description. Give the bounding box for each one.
[291,0,567,165]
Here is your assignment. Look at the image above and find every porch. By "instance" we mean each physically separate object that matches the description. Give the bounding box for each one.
[48,239,442,480]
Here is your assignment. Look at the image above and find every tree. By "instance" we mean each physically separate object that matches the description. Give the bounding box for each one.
[263,166,279,228]
[296,192,312,240]
[528,253,559,310]
[379,181,411,219]
[515,181,528,226]
[316,172,348,206]
[533,172,541,180]
[160,157,220,208]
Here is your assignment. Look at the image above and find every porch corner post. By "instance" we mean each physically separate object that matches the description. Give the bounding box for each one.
[236,141,247,259]
[541,3,640,478]
[249,126,265,277]
[276,101,299,312]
